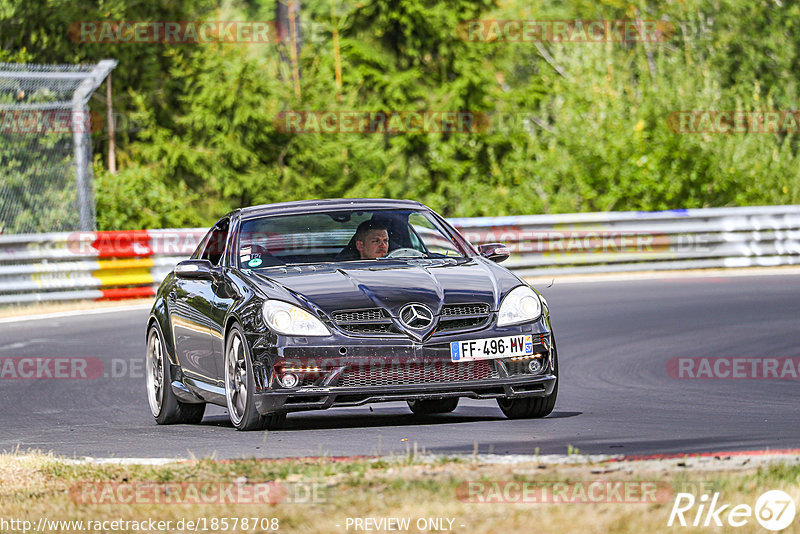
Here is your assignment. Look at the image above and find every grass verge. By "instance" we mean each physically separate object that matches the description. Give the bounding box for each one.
[1,451,799,533]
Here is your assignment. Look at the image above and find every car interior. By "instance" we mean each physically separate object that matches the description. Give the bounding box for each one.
[239,212,426,267]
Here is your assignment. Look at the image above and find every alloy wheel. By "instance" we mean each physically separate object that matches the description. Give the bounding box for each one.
[146,328,164,417]
[225,331,248,426]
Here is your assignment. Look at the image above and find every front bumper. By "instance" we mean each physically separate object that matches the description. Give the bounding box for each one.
[253,373,556,414]
[248,321,557,415]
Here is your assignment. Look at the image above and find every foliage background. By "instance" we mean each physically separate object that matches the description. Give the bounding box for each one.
[1,0,799,230]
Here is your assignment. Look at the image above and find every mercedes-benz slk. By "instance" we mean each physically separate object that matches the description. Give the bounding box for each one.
[146,199,558,430]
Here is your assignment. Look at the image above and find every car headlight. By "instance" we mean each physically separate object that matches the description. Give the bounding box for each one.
[497,286,542,326]
[262,300,331,336]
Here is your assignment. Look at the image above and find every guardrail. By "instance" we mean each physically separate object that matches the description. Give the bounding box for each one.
[450,204,800,277]
[0,229,206,304]
[1,205,799,304]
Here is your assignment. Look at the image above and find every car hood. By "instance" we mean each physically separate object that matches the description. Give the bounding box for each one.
[251,258,523,317]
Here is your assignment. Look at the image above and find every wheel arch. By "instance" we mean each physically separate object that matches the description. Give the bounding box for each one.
[224,314,241,341]
[147,295,177,366]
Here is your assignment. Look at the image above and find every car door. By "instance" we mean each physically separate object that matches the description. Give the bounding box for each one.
[207,216,239,372]
[170,218,229,384]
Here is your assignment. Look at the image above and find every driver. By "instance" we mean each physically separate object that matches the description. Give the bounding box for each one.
[354,220,389,259]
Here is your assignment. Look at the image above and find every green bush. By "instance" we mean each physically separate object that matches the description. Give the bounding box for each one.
[2,0,799,230]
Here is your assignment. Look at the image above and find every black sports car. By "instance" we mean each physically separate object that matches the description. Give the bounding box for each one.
[146,199,558,430]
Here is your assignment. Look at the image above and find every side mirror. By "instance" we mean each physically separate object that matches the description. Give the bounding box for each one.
[175,259,216,280]
[478,243,510,263]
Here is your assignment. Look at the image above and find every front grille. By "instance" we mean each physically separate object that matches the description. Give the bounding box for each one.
[441,303,490,316]
[437,317,488,332]
[437,303,490,333]
[339,360,499,387]
[332,308,395,336]
[332,308,387,322]
[332,304,496,337]
[339,323,392,334]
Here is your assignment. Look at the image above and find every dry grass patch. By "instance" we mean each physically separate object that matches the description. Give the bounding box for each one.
[0,452,799,533]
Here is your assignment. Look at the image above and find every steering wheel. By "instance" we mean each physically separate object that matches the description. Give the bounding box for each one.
[385,247,426,258]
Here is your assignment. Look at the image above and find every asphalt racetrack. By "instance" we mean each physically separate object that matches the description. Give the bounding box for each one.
[1,273,798,459]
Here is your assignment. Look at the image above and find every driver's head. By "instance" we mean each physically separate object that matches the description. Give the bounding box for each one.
[355,221,389,259]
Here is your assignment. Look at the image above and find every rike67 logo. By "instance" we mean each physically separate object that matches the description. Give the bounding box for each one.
[668,490,796,531]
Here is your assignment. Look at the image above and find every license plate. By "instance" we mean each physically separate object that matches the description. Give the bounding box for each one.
[450,334,534,362]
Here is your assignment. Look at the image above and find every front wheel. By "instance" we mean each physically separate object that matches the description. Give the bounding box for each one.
[497,336,558,419]
[146,324,205,425]
[225,323,286,431]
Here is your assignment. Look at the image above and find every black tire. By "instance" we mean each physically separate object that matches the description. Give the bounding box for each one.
[225,323,286,431]
[497,335,559,419]
[407,397,459,415]
[146,324,205,425]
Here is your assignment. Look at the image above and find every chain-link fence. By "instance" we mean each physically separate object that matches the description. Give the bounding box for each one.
[0,60,116,234]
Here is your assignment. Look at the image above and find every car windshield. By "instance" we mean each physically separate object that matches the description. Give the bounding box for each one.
[237,209,466,268]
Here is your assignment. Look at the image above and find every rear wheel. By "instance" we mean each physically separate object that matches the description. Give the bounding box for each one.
[497,335,559,419]
[407,398,459,415]
[146,324,205,425]
[225,323,286,431]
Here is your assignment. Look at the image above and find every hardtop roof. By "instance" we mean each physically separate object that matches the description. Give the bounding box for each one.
[238,198,427,219]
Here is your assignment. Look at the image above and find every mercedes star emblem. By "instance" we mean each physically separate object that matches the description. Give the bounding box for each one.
[398,303,435,330]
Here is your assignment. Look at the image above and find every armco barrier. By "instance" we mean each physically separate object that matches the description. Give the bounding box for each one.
[1,205,799,304]
[0,229,207,304]
[450,205,800,276]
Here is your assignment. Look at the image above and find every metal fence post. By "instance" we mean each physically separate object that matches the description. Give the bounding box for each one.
[0,60,116,234]
[71,60,117,231]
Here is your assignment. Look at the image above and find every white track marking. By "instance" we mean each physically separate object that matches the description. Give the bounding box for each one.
[0,303,152,324]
